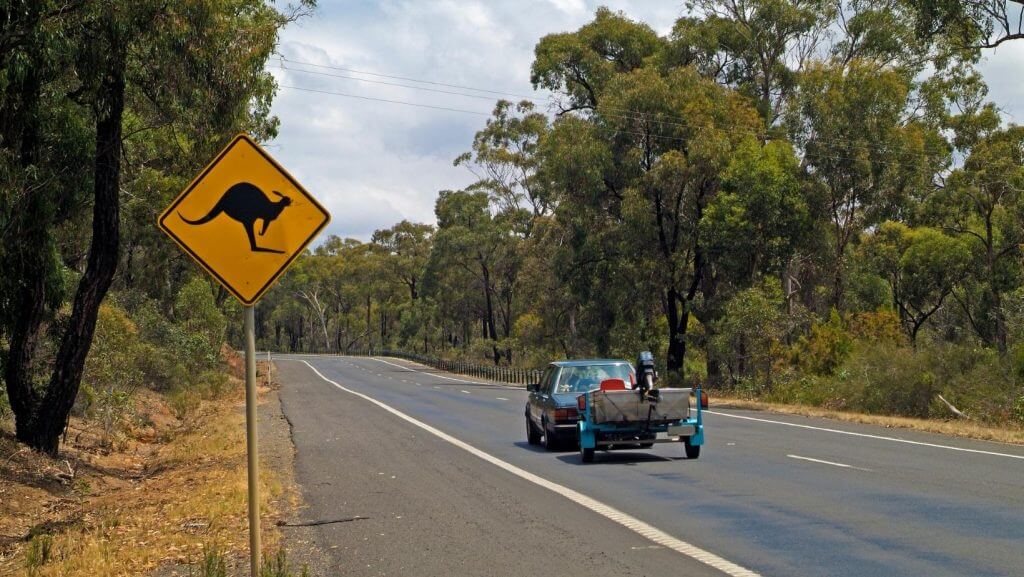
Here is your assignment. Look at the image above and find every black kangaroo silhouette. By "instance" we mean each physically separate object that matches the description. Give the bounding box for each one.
[179,182,292,254]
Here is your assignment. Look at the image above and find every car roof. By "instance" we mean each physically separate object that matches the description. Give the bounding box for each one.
[550,359,630,367]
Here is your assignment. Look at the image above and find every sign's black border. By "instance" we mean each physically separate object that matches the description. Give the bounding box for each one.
[157,133,331,306]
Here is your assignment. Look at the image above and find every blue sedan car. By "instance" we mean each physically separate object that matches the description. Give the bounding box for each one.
[525,359,635,450]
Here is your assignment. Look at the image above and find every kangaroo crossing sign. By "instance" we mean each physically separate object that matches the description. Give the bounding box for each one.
[158,133,330,305]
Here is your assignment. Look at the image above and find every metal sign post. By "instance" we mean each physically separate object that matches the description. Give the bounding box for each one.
[156,133,329,577]
[244,305,261,576]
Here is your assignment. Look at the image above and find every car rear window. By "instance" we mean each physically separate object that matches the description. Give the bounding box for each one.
[554,364,633,393]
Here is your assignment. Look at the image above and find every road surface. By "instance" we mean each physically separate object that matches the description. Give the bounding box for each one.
[274,355,1024,577]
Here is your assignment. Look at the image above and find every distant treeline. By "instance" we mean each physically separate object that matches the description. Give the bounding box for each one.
[255,4,1024,425]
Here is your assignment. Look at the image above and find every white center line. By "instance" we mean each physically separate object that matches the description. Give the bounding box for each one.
[705,410,1024,460]
[496,397,509,401]
[461,390,471,394]
[787,454,872,471]
[298,360,759,577]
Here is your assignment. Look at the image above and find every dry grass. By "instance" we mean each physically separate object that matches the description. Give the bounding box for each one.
[710,396,1024,445]
[0,359,294,577]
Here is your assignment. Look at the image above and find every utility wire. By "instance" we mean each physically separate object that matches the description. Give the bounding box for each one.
[277,85,490,116]
[275,83,944,170]
[273,55,948,165]
[276,83,1021,192]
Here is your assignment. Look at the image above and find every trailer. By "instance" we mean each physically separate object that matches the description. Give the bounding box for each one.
[575,352,705,464]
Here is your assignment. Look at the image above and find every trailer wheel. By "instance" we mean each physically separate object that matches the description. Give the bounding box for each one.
[683,436,701,459]
[581,446,595,463]
[526,415,541,445]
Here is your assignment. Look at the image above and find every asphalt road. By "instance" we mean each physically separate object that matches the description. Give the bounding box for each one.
[275,355,1024,577]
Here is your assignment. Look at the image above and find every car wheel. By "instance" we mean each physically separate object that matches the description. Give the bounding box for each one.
[581,446,595,463]
[683,436,701,459]
[542,419,558,451]
[526,415,541,445]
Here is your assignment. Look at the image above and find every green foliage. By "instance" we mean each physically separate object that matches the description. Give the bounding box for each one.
[190,544,227,577]
[78,305,145,443]
[175,278,227,358]
[862,222,972,340]
[25,534,54,575]
[262,548,310,577]
[712,281,786,386]
[791,311,853,376]
[240,5,1024,428]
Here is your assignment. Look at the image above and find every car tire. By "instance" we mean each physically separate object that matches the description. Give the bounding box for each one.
[581,446,594,463]
[683,436,701,459]
[526,415,541,445]
[542,419,558,451]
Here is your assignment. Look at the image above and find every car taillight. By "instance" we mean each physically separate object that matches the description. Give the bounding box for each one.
[700,390,709,409]
[554,408,578,420]
[577,395,586,411]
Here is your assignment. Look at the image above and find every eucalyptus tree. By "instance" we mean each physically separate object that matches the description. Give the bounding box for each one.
[671,0,832,123]
[930,126,1024,352]
[862,222,972,343]
[907,0,1024,49]
[1,0,311,454]
[792,60,945,308]
[455,100,551,219]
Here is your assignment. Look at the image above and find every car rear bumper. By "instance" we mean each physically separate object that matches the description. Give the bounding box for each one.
[549,422,579,441]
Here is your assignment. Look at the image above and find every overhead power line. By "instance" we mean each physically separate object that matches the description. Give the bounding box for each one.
[272,54,946,165]
[277,85,490,116]
[275,83,947,171]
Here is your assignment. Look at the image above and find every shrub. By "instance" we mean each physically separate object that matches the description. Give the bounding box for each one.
[790,310,852,375]
[712,281,785,385]
[77,304,145,443]
[1013,395,1024,425]
[190,544,227,577]
[262,548,310,577]
[0,380,10,420]
[25,534,54,575]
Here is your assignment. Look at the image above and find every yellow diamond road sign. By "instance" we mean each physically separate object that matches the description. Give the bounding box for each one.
[158,133,330,305]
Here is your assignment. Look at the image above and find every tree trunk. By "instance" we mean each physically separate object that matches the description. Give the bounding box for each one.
[480,263,501,364]
[5,66,47,441]
[18,51,125,455]
[665,288,688,375]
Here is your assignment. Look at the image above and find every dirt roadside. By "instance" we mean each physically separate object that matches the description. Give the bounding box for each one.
[0,357,328,577]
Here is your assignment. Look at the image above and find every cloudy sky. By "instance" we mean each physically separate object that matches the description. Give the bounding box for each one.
[267,1,1024,241]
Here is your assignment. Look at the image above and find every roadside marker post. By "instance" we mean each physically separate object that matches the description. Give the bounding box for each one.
[157,133,330,577]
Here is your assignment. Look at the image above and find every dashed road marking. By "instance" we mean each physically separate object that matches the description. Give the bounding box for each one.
[300,360,760,577]
[787,454,872,472]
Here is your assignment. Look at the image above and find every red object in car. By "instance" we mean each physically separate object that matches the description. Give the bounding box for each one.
[600,378,627,391]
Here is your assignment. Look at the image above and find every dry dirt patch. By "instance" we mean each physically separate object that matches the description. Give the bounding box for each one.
[0,359,298,576]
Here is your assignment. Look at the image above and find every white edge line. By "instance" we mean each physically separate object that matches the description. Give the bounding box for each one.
[706,410,1024,460]
[787,454,871,472]
[298,360,759,577]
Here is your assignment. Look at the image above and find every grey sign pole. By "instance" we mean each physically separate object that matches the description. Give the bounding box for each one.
[244,305,261,576]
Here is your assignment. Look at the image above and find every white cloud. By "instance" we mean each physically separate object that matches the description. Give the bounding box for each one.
[267,1,1024,242]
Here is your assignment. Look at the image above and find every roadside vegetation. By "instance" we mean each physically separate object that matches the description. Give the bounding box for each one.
[255,3,1024,430]
[0,0,314,574]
